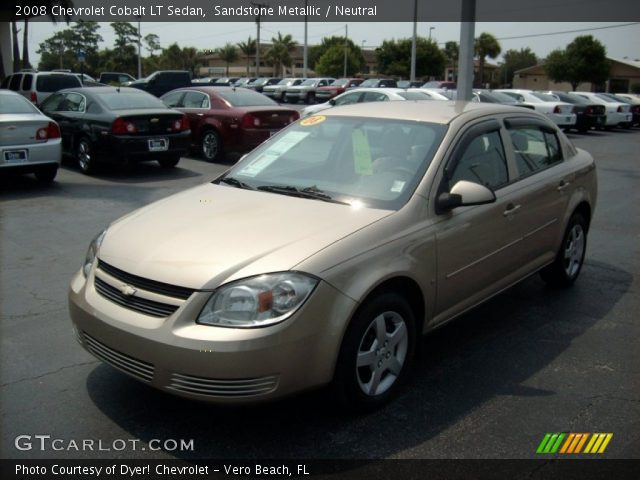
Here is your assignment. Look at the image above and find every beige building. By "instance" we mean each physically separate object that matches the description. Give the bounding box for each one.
[513,57,640,92]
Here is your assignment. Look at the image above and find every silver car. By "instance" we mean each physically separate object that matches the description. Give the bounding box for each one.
[69,102,596,409]
[0,90,62,182]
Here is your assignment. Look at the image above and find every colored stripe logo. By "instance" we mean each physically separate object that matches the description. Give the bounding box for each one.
[536,433,613,454]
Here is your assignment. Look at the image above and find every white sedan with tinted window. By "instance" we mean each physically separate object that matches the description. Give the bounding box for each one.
[495,89,577,128]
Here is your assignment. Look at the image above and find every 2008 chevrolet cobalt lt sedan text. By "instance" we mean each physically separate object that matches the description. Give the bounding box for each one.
[69,102,597,409]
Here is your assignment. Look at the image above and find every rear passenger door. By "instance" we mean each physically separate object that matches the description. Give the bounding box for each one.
[502,117,573,268]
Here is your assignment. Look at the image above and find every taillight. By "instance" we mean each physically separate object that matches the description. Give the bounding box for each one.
[30,91,37,104]
[617,105,623,113]
[241,113,261,128]
[553,105,561,114]
[112,118,137,134]
[35,122,60,140]
[289,112,299,124]
[585,106,593,114]
[174,115,189,131]
[632,105,640,113]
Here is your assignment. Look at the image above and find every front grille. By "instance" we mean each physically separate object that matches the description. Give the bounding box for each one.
[83,333,154,382]
[95,277,178,317]
[168,373,279,398]
[97,260,194,300]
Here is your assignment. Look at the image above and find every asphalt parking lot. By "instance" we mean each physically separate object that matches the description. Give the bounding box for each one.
[1,127,638,461]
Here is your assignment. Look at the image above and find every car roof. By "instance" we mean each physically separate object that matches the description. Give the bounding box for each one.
[319,100,537,125]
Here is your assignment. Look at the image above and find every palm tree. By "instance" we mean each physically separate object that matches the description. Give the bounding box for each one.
[265,32,297,76]
[216,43,238,76]
[443,41,459,82]
[181,46,200,77]
[474,32,501,88]
[237,37,256,75]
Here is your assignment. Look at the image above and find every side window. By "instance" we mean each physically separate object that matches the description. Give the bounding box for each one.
[183,92,209,108]
[9,74,23,91]
[162,91,184,108]
[40,93,65,113]
[507,125,563,179]
[362,91,389,102]
[449,130,508,190]
[334,92,361,106]
[63,93,86,112]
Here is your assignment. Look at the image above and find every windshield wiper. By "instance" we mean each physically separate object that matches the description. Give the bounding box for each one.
[257,185,350,205]
[217,176,255,190]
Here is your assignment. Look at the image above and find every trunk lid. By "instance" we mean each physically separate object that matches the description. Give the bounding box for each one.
[0,115,51,146]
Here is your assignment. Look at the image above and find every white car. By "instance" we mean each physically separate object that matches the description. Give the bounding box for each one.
[301,88,437,118]
[495,89,577,128]
[416,88,452,100]
[569,92,633,128]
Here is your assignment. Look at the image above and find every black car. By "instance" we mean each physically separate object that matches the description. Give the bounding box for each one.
[129,70,192,97]
[39,87,190,174]
[546,91,607,133]
[245,77,282,93]
[353,78,398,89]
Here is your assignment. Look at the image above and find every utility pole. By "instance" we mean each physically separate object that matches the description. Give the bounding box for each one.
[343,24,348,77]
[303,0,308,77]
[252,2,268,77]
[410,0,417,82]
[457,0,476,101]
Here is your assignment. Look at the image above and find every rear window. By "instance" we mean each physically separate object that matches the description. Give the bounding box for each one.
[0,94,39,114]
[22,74,33,90]
[36,74,81,92]
[398,91,434,100]
[531,92,559,102]
[97,91,166,110]
[9,74,23,91]
[217,90,277,107]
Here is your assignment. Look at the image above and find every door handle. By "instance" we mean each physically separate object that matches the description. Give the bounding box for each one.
[557,180,571,191]
[503,203,521,216]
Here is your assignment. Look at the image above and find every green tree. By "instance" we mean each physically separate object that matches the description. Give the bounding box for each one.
[474,32,501,87]
[264,32,297,76]
[158,43,184,70]
[237,37,257,74]
[443,41,459,81]
[544,35,610,91]
[36,22,101,75]
[499,47,538,87]
[109,22,139,74]
[181,47,200,77]
[376,37,445,79]
[216,43,239,75]
[315,44,365,77]
[144,33,161,57]
[309,36,364,73]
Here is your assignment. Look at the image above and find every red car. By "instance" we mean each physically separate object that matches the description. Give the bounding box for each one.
[315,78,363,102]
[161,87,299,162]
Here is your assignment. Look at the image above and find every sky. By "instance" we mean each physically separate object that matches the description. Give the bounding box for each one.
[24,21,640,66]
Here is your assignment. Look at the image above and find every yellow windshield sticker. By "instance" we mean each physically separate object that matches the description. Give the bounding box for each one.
[352,129,373,175]
[300,115,326,126]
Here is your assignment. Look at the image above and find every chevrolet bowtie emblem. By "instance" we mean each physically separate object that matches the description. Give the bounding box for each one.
[119,284,137,296]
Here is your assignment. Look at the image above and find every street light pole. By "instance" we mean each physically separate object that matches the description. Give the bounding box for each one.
[457,0,476,101]
[137,18,142,79]
[429,26,435,41]
[410,0,417,82]
[303,0,308,77]
[343,24,348,77]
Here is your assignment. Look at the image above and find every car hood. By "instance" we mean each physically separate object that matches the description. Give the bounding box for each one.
[288,85,314,91]
[98,183,391,290]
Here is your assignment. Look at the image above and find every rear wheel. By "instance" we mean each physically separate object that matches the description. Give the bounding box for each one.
[201,129,222,162]
[76,137,95,174]
[332,292,416,410]
[158,156,180,168]
[34,164,58,183]
[305,92,315,104]
[540,213,588,287]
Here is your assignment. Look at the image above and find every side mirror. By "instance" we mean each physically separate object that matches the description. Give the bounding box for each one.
[329,98,336,106]
[437,180,496,211]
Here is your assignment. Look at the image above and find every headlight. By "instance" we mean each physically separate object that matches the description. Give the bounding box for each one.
[197,272,318,328]
[82,229,107,277]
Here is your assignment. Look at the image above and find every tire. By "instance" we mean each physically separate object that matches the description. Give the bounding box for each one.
[34,164,58,182]
[201,129,222,162]
[76,137,95,174]
[540,213,588,287]
[158,156,180,168]
[332,292,416,411]
[305,92,315,104]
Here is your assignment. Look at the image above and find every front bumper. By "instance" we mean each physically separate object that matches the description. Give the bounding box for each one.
[94,131,190,163]
[68,267,356,403]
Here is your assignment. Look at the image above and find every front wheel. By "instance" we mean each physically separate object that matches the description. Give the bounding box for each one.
[540,213,588,287]
[332,292,416,410]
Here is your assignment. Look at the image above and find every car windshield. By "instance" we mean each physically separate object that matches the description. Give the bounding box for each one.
[98,91,166,110]
[0,95,39,114]
[359,79,379,87]
[484,91,519,103]
[531,92,559,102]
[300,79,317,86]
[278,78,295,85]
[217,90,277,106]
[331,79,350,87]
[216,116,447,210]
[398,91,433,100]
